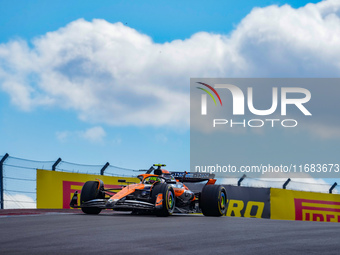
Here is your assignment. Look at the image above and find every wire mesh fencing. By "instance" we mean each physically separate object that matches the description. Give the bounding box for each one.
[0,155,139,209]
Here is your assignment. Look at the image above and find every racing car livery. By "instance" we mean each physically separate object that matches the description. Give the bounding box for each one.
[70,164,227,217]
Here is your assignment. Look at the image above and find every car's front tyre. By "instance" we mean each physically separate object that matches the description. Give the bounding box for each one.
[151,183,175,217]
[200,185,227,216]
[80,181,103,215]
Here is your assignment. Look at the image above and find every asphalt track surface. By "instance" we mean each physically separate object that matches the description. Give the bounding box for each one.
[0,210,339,255]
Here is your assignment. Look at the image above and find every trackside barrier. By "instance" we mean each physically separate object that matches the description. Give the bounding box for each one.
[270,188,340,223]
[36,169,139,209]
[224,185,270,218]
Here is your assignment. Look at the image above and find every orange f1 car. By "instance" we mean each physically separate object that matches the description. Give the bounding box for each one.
[70,164,227,217]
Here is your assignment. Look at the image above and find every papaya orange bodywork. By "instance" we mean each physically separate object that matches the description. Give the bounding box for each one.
[173,188,185,197]
[155,194,163,207]
[111,183,145,200]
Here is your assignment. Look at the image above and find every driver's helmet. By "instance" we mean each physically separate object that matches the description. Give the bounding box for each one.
[144,176,160,184]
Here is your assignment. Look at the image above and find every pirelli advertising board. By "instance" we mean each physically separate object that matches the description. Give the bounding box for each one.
[271,188,340,223]
[37,169,138,209]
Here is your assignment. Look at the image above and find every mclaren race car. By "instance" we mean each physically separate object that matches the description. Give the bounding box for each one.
[70,164,227,217]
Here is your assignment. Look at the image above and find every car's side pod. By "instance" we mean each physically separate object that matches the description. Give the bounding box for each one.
[206,179,217,185]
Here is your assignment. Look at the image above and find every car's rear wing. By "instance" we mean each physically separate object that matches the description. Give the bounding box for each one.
[171,172,215,183]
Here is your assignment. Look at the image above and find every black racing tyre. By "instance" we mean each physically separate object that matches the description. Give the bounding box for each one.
[200,185,227,216]
[80,181,103,215]
[151,183,175,217]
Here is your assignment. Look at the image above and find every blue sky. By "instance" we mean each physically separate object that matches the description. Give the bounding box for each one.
[0,0,339,187]
[0,0,320,43]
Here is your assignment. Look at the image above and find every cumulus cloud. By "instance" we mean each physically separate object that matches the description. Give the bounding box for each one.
[56,126,106,143]
[0,0,340,135]
[56,130,70,142]
[155,133,168,143]
[79,126,106,143]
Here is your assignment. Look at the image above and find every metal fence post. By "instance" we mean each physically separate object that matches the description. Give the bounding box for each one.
[52,158,62,171]
[100,162,110,175]
[238,174,246,186]
[0,153,9,209]
[329,182,337,194]
[283,178,291,189]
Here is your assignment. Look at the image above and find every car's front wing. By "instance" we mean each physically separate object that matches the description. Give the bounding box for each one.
[69,191,155,211]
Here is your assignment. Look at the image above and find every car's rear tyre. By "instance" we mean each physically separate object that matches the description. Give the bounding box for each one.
[200,185,227,216]
[80,181,103,215]
[151,183,175,217]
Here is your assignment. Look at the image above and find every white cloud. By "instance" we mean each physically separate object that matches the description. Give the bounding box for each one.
[4,193,36,209]
[79,126,106,143]
[56,131,70,142]
[56,126,106,143]
[1,0,340,136]
[112,137,122,145]
[155,133,168,143]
